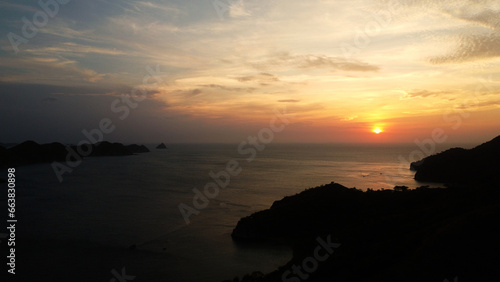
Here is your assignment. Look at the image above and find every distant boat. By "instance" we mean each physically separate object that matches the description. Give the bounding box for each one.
[156,143,167,149]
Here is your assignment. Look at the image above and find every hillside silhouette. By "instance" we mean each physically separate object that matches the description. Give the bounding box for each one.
[411,135,500,184]
[226,136,500,281]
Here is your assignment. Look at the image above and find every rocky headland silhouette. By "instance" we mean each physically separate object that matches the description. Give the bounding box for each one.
[226,135,500,281]
[410,135,500,184]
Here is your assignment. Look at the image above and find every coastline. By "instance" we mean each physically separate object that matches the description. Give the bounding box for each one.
[225,136,500,281]
[2,138,499,281]
[225,181,500,281]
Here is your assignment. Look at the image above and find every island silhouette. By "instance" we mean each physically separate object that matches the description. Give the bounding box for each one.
[0,141,150,168]
[156,143,168,149]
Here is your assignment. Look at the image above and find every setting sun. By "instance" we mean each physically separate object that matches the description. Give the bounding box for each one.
[373,128,383,134]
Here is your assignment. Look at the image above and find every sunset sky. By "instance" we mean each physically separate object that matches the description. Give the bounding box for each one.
[1,0,499,144]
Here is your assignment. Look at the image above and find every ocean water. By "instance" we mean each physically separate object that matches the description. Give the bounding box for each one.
[5,143,461,281]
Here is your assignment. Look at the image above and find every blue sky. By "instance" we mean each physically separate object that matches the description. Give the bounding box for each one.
[1,0,499,144]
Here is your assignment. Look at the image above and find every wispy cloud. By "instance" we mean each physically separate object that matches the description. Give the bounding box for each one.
[278,99,300,103]
[0,56,106,85]
[25,42,129,56]
[402,89,454,99]
[250,52,380,72]
[424,0,500,63]
[198,84,256,92]
[0,1,39,13]
[455,97,500,110]
[234,73,280,83]
[430,33,500,63]
[441,0,500,30]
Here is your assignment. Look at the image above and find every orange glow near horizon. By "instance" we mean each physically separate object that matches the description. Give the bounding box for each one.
[2,1,500,145]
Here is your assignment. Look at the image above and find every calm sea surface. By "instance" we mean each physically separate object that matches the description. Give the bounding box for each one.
[7,143,469,281]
